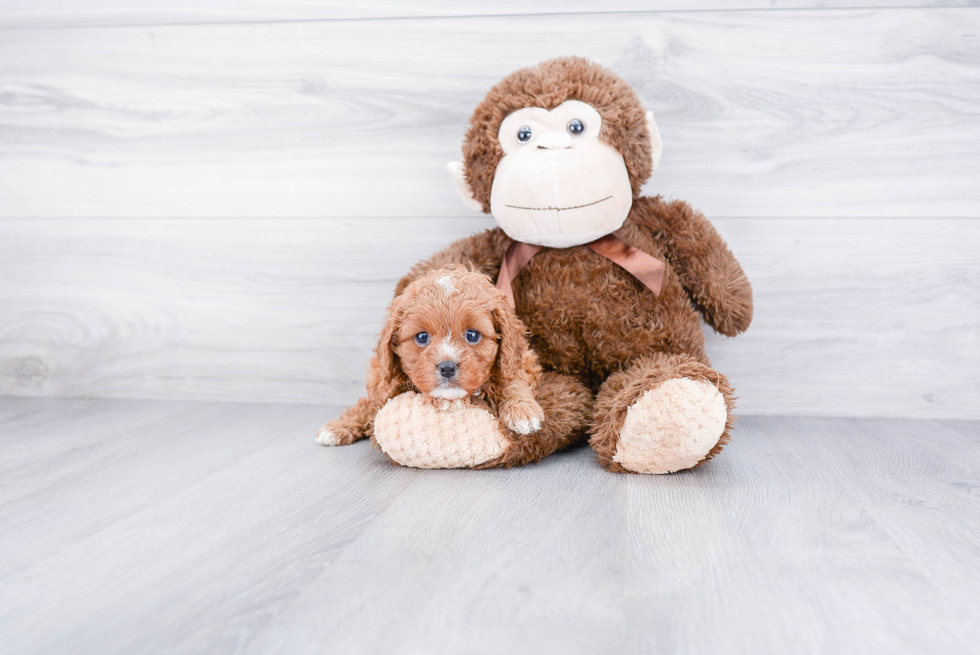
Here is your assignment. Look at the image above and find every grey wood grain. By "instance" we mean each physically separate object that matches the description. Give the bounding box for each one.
[254,416,980,654]
[1,1,975,30]
[0,397,419,654]
[0,9,978,219]
[1,217,977,419]
[0,398,197,497]
[939,419,980,439]
[1,398,978,654]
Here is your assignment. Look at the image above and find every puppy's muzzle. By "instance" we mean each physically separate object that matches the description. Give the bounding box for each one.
[437,361,458,379]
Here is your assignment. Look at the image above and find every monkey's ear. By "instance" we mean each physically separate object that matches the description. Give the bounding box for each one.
[446,161,484,212]
[646,111,663,172]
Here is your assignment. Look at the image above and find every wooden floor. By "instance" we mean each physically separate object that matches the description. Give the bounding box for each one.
[1,397,978,654]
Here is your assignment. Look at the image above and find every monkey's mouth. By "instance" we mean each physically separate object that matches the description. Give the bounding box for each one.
[504,196,612,212]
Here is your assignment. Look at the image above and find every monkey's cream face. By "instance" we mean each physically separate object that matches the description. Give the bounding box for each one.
[490,100,634,248]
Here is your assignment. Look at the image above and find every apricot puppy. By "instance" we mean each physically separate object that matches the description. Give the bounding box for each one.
[316,264,544,447]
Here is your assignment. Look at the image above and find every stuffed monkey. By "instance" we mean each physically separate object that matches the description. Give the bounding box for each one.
[321,57,752,474]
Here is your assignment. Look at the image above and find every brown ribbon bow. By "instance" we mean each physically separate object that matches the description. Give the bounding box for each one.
[495,234,666,307]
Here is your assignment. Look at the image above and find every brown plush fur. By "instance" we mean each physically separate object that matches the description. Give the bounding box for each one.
[395,58,753,471]
[321,265,545,446]
[474,372,594,469]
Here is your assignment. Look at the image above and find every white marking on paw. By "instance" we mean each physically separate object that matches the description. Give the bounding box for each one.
[437,275,458,296]
[508,417,541,435]
[429,386,468,400]
[316,428,340,446]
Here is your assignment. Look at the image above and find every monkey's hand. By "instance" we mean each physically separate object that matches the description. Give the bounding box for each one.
[634,196,753,336]
[499,397,545,436]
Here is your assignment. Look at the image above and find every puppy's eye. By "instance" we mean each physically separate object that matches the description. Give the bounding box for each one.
[567,119,585,135]
[464,329,482,344]
[414,332,429,347]
[517,126,532,143]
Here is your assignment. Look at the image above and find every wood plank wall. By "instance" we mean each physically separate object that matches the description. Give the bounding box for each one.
[1,2,978,419]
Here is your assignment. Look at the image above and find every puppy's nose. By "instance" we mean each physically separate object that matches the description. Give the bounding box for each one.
[437,361,458,379]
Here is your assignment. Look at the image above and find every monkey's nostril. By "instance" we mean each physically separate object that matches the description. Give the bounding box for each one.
[437,361,458,379]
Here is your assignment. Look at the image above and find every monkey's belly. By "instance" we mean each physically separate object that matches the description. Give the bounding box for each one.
[513,248,704,380]
[373,392,509,469]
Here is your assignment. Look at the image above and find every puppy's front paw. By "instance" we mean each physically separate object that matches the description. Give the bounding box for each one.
[316,427,341,446]
[500,399,544,436]
[315,420,362,447]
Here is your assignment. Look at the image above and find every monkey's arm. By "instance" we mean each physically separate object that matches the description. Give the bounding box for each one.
[633,196,753,337]
[394,228,512,296]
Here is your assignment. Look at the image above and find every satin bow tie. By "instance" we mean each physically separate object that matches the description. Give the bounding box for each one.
[495,234,666,308]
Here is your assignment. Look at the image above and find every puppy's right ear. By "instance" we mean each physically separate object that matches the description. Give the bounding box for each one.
[366,291,411,401]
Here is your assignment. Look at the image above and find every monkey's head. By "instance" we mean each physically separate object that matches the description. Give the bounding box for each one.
[447,57,663,249]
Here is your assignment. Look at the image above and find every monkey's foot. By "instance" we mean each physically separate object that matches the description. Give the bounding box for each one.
[613,378,727,474]
[373,392,509,469]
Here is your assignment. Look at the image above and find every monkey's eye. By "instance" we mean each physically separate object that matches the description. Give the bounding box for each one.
[464,329,482,345]
[414,332,429,347]
[517,126,533,143]
[567,119,585,136]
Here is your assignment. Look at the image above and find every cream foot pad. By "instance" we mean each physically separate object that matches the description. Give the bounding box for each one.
[373,392,509,469]
[614,378,727,474]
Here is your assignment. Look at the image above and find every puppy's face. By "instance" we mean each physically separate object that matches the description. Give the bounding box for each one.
[393,274,500,400]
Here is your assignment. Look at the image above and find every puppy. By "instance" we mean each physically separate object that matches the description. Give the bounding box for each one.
[317,264,545,447]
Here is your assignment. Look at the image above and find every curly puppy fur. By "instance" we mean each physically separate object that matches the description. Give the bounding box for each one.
[322,265,547,448]
[395,57,753,471]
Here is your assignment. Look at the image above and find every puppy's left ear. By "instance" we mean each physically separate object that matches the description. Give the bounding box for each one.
[490,296,540,393]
